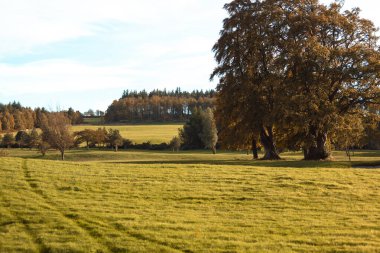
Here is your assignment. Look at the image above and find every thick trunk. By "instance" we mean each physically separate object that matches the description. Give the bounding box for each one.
[260,126,281,160]
[304,133,331,160]
[211,146,216,154]
[115,145,118,152]
[61,150,65,160]
[251,138,258,160]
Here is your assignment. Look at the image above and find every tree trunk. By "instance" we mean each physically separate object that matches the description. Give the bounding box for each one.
[251,138,258,160]
[212,146,216,154]
[61,150,65,160]
[115,145,118,152]
[260,126,281,160]
[303,132,331,160]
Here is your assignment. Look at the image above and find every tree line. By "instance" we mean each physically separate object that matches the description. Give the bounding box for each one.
[211,0,380,160]
[105,88,215,122]
[0,102,83,133]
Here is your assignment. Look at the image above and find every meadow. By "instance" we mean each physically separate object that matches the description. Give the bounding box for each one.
[1,148,380,252]
[71,123,183,144]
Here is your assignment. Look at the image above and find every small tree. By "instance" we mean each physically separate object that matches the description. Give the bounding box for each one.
[15,130,30,148]
[41,113,74,160]
[94,127,107,148]
[179,108,204,149]
[2,133,15,148]
[29,128,41,149]
[38,141,50,156]
[199,108,218,154]
[107,129,123,152]
[75,129,96,149]
[169,136,181,152]
[332,115,365,161]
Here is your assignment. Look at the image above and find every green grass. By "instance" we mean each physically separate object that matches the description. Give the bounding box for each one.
[0,149,380,252]
[72,123,183,144]
[82,117,103,125]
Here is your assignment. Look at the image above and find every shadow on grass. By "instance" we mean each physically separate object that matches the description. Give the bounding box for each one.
[110,159,380,169]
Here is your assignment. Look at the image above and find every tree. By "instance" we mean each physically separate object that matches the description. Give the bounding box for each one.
[179,108,204,149]
[75,129,96,149]
[66,108,84,125]
[84,109,95,117]
[199,108,218,154]
[169,136,181,152]
[107,129,123,152]
[2,133,15,148]
[38,141,50,156]
[2,111,15,131]
[278,1,380,160]
[13,110,26,130]
[28,128,41,149]
[212,0,380,160]
[41,113,74,160]
[15,130,30,148]
[94,127,107,148]
[211,0,284,160]
[332,115,365,161]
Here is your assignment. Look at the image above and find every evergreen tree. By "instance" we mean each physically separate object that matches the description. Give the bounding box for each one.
[179,108,204,149]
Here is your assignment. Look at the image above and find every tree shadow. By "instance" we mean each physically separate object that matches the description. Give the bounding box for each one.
[109,159,378,168]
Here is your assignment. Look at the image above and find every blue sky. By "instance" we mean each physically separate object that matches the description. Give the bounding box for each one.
[0,0,378,112]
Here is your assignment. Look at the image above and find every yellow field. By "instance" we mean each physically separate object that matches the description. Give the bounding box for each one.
[0,150,380,252]
[71,124,184,144]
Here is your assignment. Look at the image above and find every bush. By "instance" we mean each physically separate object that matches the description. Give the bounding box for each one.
[123,141,170,151]
[122,139,134,149]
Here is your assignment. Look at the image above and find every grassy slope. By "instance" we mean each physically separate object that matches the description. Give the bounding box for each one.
[71,124,183,144]
[1,150,380,252]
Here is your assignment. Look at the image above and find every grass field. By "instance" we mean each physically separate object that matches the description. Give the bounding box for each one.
[1,149,380,252]
[71,124,183,144]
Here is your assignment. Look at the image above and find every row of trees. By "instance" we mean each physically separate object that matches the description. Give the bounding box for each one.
[0,102,83,133]
[0,108,220,159]
[105,89,215,122]
[0,113,123,160]
[212,0,380,160]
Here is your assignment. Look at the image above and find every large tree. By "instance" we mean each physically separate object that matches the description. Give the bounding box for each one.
[212,0,380,160]
[212,0,285,159]
[41,113,74,160]
[279,1,380,159]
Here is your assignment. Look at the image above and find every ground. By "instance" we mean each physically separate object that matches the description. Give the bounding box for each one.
[0,149,379,252]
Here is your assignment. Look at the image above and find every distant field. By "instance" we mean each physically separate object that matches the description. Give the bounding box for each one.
[1,150,380,252]
[72,123,184,144]
[82,117,103,125]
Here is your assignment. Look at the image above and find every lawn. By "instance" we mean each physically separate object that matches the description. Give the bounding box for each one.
[0,149,379,252]
[71,123,184,144]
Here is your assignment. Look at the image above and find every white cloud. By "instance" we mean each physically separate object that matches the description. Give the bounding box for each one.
[0,0,225,57]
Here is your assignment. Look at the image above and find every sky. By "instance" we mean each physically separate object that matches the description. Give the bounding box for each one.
[0,0,379,112]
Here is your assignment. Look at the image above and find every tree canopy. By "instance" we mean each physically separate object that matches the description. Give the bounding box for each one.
[212,0,380,160]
